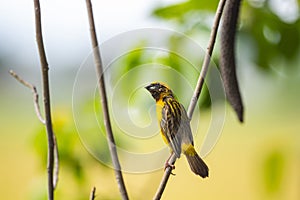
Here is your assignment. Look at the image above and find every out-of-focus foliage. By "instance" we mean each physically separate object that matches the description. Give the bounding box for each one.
[33,111,87,183]
[32,108,116,200]
[262,150,286,194]
[153,0,220,20]
[242,2,300,71]
[110,0,300,113]
[153,0,300,72]
[25,1,300,199]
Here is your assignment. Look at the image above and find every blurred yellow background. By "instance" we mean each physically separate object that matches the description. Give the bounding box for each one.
[1,67,299,199]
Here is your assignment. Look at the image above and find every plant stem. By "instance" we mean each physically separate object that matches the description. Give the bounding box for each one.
[85,1,129,199]
[187,0,227,119]
[33,0,56,199]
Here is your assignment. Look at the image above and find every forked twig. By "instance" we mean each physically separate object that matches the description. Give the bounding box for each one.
[9,70,45,124]
[9,70,59,190]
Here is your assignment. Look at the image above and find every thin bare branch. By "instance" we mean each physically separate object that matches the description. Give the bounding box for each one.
[153,153,176,200]
[89,186,96,200]
[53,135,59,189]
[85,0,129,199]
[187,0,227,119]
[154,0,227,199]
[9,69,59,191]
[9,70,45,124]
[33,0,56,199]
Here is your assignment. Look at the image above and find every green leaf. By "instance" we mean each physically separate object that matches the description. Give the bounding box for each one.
[152,0,219,20]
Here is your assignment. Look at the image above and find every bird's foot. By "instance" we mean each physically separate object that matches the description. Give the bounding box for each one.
[164,162,176,175]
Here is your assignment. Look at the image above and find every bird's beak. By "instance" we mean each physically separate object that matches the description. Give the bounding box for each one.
[145,84,152,91]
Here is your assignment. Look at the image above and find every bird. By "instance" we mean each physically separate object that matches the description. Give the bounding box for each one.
[145,82,209,178]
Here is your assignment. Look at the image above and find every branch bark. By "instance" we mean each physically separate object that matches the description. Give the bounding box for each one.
[89,186,96,200]
[9,70,59,189]
[154,0,227,199]
[33,0,56,199]
[85,1,129,199]
[187,0,227,119]
[153,153,176,200]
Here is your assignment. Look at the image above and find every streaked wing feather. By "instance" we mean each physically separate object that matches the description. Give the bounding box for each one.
[161,97,183,157]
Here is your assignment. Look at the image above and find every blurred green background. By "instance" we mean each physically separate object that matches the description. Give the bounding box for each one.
[1,0,300,199]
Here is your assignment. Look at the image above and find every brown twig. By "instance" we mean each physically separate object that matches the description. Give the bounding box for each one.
[9,70,45,124]
[85,0,129,199]
[153,0,227,199]
[153,153,176,200]
[53,134,59,189]
[89,186,97,200]
[33,0,56,199]
[9,69,59,191]
[187,0,227,118]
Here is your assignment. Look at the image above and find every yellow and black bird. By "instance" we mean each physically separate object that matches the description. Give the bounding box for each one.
[145,82,209,178]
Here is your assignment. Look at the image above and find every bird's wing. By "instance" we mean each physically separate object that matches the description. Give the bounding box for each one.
[179,104,194,146]
[161,97,183,157]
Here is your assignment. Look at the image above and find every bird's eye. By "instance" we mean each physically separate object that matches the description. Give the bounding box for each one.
[149,86,155,90]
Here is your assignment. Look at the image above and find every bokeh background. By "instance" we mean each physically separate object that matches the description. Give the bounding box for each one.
[1,0,300,199]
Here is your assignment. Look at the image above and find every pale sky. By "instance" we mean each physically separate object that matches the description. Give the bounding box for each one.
[0,0,183,70]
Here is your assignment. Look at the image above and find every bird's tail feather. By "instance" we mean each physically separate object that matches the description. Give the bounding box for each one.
[184,146,209,178]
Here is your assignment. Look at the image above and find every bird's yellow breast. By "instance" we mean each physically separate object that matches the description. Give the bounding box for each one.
[156,98,164,122]
[156,99,169,145]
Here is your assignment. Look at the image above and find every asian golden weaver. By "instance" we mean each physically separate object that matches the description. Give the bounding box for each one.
[145,82,209,178]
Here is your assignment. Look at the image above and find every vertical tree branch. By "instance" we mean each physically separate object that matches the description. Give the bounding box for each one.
[33,0,56,199]
[154,0,227,199]
[85,1,129,199]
